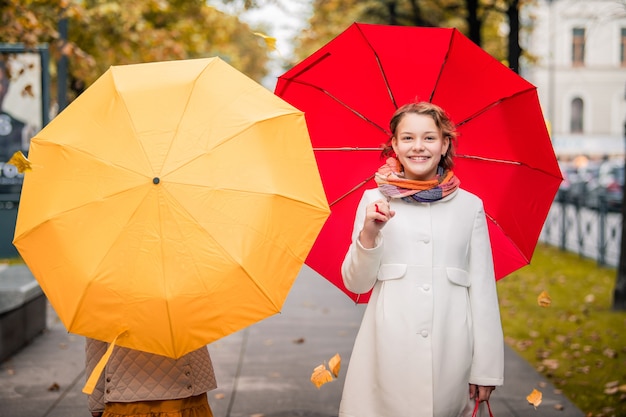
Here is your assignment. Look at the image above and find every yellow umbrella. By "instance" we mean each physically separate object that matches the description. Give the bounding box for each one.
[13,58,329,360]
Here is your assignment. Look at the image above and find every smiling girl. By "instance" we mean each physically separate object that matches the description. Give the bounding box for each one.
[339,101,504,417]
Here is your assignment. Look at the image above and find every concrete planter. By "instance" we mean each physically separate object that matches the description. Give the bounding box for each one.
[0,264,46,362]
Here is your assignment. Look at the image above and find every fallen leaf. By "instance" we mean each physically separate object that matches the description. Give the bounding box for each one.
[214,393,225,400]
[542,358,559,370]
[527,388,542,408]
[48,382,60,391]
[310,364,333,389]
[554,404,564,411]
[293,338,305,344]
[537,291,551,307]
[7,151,32,173]
[329,353,341,378]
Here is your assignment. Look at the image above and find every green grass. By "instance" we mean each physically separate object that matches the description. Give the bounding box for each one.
[0,257,23,265]
[498,243,626,416]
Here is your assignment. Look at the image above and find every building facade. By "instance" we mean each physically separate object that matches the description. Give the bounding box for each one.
[522,0,626,157]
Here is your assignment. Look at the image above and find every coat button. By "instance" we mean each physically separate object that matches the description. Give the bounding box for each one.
[185,371,191,377]
[106,377,111,382]
[420,330,429,337]
[106,389,110,394]
[187,385,193,390]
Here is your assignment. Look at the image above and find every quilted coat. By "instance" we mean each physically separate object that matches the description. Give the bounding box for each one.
[85,338,217,413]
[339,188,504,417]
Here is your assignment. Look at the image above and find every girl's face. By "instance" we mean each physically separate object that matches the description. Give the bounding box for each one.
[391,113,449,181]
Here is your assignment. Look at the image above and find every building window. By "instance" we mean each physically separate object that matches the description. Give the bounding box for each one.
[572,28,585,67]
[621,28,626,66]
[570,97,584,133]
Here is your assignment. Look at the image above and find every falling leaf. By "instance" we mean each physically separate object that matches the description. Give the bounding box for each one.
[7,151,32,173]
[527,388,542,408]
[329,353,341,378]
[253,32,277,51]
[537,291,551,307]
[310,364,333,389]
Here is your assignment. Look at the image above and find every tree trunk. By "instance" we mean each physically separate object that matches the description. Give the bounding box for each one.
[615,122,626,310]
[465,0,482,46]
[387,0,398,25]
[506,0,521,73]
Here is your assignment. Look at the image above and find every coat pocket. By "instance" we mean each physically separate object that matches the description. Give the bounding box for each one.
[446,267,471,287]
[377,263,407,281]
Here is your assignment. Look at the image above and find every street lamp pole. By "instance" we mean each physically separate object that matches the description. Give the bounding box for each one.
[615,119,626,310]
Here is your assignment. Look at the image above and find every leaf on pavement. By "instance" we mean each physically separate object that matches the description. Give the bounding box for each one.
[526,388,542,408]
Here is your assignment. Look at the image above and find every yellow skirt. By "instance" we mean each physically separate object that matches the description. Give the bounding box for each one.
[102,393,213,417]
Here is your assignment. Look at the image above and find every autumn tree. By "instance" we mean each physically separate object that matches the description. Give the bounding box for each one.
[1,0,273,104]
[293,0,533,71]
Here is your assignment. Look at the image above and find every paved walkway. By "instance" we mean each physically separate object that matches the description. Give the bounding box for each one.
[0,266,585,417]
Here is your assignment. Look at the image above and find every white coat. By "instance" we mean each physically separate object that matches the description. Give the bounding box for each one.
[339,188,504,417]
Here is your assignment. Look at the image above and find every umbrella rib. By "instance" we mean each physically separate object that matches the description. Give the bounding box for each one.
[454,87,538,128]
[455,155,521,165]
[455,154,562,180]
[484,212,530,265]
[355,23,398,109]
[314,147,382,151]
[330,174,375,207]
[278,77,390,137]
[428,29,456,103]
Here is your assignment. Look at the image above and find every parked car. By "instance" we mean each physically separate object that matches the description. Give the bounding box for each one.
[587,161,624,212]
[559,161,600,206]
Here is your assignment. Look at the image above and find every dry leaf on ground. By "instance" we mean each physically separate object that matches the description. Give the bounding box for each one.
[527,388,542,408]
[537,290,551,307]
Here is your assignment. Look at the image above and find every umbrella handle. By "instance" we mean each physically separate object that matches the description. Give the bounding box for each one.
[471,400,494,417]
[374,203,383,223]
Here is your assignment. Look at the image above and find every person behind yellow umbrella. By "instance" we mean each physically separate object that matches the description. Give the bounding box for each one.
[85,339,217,417]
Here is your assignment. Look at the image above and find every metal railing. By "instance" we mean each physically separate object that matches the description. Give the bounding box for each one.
[540,193,622,268]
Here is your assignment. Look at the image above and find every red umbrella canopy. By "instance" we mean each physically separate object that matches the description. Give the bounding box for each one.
[275,23,562,303]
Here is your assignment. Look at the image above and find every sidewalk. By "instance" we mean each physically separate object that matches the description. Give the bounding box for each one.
[0,266,586,417]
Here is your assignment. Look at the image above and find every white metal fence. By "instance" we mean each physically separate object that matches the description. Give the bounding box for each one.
[540,201,622,267]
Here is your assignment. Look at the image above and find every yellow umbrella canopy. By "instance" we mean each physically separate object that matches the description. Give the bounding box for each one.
[13,58,330,359]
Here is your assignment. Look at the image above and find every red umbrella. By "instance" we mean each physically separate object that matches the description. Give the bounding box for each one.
[275,23,562,303]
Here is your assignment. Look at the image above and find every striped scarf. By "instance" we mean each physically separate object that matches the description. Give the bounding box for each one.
[375,157,460,203]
